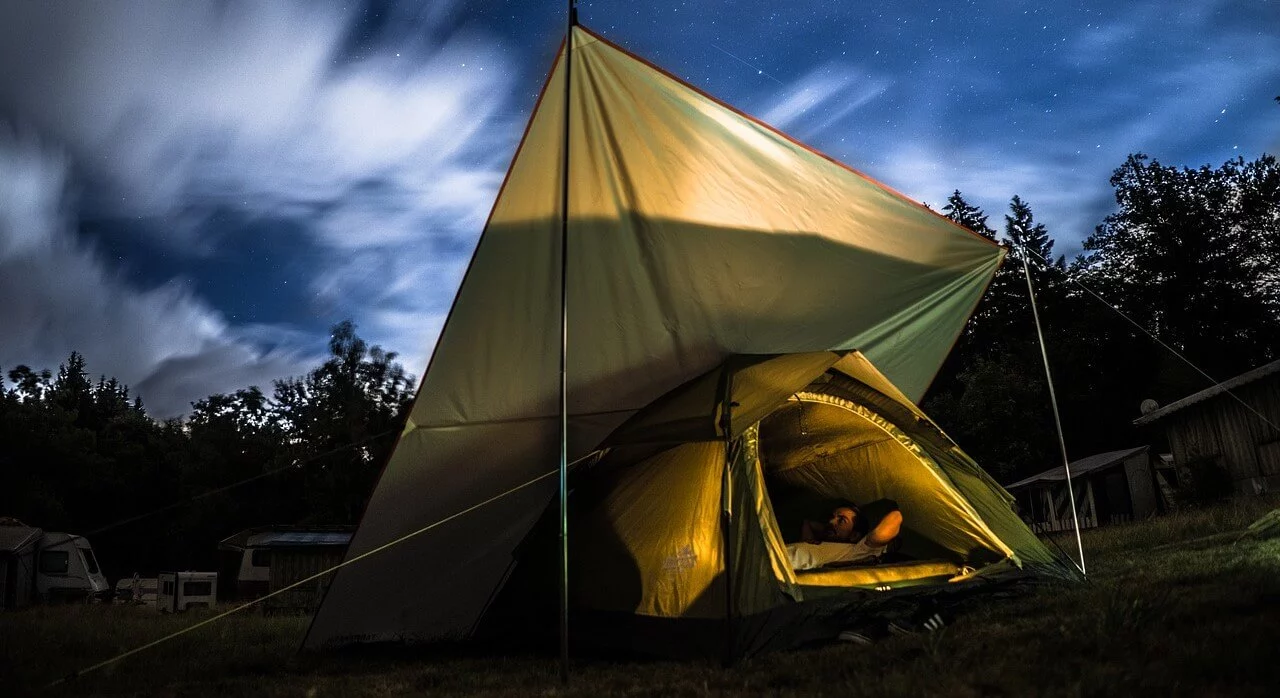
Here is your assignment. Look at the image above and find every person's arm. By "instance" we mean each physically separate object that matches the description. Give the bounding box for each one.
[865,510,903,547]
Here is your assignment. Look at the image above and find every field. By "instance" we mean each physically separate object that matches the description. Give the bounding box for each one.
[4,496,1280,697]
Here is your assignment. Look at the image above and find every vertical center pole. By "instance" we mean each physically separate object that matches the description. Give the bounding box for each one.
[718,369,735,666]
[1016,246,1087,575]
[557,0,577,685]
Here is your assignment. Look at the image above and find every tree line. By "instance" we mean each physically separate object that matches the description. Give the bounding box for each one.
[0,321,415,578]
[2,152,1278,580]
[924,152,1280,483]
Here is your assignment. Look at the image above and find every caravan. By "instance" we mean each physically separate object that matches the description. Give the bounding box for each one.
[36,532,110,603]
[157,571,217,612]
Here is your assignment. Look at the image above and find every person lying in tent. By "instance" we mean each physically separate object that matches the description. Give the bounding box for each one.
[786,504,903,571]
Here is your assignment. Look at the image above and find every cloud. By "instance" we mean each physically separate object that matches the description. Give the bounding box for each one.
[0,0,522,394]
[0,132,312,417]
[759,64,891,140]
[870,141,1112,258]
[854,7,1280,259]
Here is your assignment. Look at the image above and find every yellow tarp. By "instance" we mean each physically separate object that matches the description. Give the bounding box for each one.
[308,26,1004,649]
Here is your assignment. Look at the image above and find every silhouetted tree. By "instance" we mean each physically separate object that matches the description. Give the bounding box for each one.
[272,321,415,523]
[943,190,996,240]
[1082,154,1280,390]
[7,365,52,401]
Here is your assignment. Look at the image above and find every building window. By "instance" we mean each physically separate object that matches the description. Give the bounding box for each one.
[251,549,271,567]
[81,547,100,575]
[183,581,213,597]
[40,550,69,575]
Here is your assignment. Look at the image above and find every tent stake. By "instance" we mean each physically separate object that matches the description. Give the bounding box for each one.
[1016,245,1086,575]
[557,0,578,685]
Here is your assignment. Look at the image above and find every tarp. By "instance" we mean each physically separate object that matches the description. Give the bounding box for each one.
[306,25,1003,649]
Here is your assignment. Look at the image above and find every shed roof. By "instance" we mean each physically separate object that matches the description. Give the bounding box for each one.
[1005,446,1149,490]
[219,526,354,551]
[0,525,42,553]
[1134,359,1280,426]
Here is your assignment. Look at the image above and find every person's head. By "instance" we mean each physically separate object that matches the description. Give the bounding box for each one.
[826,505,860,542]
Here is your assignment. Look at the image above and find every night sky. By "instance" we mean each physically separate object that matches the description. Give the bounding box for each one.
[1,0,1277,416]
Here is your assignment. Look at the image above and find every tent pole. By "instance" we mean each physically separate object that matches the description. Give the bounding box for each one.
[557,0,577,685]
[718,368,735,666]
[1015,245,1087,575]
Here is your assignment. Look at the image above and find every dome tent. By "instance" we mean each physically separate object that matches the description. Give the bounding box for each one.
[474,351,1072,658]
[304,25,1076,655]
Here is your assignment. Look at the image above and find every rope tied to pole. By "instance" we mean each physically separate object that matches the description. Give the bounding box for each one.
[1010,240,1087,575]
[1022,252,1280,436]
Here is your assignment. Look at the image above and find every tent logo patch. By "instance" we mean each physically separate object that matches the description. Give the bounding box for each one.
[662,545,697,571]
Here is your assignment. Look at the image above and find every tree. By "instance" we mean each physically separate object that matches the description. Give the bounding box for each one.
[7,365,52,401]
[1005,195,1063,270]
[51,351,93,419]
[943,190,996,240]
[1081,154,1280,390]
[272,321,415,523]
[926,194,1078,479]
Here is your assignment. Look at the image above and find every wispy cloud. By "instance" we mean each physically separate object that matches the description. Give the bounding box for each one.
[882,141,1110,257]
[759,64,891,140]
[0,1,524,402]
[0,133,310,417]
[0,0,521,409]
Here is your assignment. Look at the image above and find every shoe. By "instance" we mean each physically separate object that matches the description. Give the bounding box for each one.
[888,613,945,637]
[837,630,875,645]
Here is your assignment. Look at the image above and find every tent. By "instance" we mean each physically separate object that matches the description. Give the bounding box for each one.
[304,25,1075,656]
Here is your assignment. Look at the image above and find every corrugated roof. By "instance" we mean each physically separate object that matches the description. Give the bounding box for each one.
[0,525,42,552]
[219,526,354,550]
[1005,446,1150,490]
[247,531,352,548]
[1134,359,1280,426]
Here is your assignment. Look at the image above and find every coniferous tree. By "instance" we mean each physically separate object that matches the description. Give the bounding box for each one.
[943,190,997,240]
[1005,195,1062,269]
[52,351,93,416]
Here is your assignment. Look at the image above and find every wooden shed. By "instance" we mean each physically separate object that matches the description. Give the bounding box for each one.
[1134,359,1280,496]
[1006,446,1162,532]
[218,526,353,613]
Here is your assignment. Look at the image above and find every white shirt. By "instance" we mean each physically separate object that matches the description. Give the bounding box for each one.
[786,538,887,571]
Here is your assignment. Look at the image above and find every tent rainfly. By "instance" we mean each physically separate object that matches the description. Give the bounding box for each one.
[304,25,1076,658]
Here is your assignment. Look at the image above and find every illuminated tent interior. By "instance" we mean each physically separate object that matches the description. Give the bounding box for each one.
[305,25,1078,657]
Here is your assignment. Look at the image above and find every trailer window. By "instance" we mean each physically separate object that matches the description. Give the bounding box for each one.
[183,581,213,597]
[81,547,100,574]
[40,550,70,575]
[251,549,271,567]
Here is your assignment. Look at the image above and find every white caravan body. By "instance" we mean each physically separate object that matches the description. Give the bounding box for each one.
[36,533,109,602]
[158,571,217,612]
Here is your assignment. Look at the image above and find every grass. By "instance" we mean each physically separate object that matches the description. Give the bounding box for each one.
[5,496,1280,697]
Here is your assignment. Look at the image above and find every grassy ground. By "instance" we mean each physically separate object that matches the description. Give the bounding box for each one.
[5,496,1280,697]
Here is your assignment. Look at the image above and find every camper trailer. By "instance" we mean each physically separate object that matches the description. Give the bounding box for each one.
[157,571,217,612]
[36,532,110,603]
